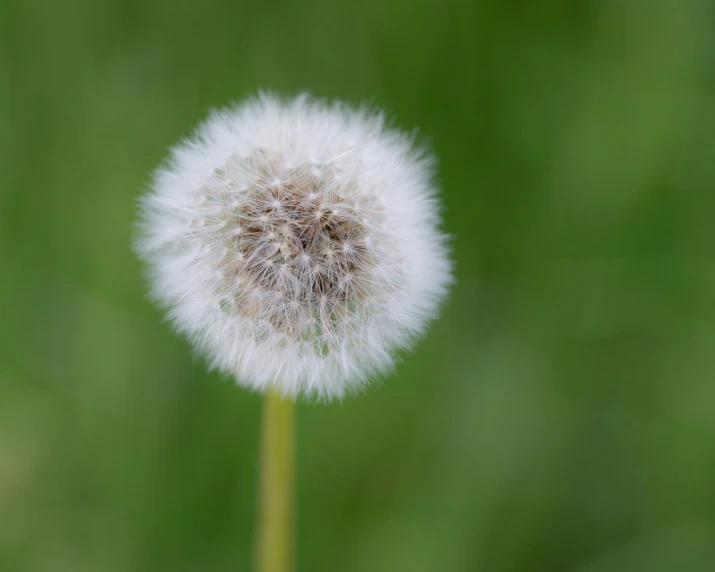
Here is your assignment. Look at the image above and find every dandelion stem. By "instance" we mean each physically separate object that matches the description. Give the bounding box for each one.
[255,389,295,572]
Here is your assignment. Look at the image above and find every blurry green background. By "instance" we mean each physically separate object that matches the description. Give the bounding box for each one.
[1,0,715,571]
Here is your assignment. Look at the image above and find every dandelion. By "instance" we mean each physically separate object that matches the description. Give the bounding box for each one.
[135,93,452,572]
[136,93,452,401]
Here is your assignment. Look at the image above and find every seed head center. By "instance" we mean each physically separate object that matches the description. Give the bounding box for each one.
[205,150,380,337]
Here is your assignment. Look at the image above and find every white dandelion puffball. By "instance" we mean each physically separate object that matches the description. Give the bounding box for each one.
[136,93,452,400]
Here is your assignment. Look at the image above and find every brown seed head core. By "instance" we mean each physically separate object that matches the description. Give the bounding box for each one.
[196,149,384,346]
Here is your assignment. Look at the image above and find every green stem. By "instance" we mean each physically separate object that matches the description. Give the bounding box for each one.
[255,389,295,572]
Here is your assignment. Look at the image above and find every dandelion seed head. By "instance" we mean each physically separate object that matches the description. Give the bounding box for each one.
[136,93,452,400]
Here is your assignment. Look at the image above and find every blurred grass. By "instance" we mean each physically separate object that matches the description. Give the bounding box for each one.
[1,0,715,571]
